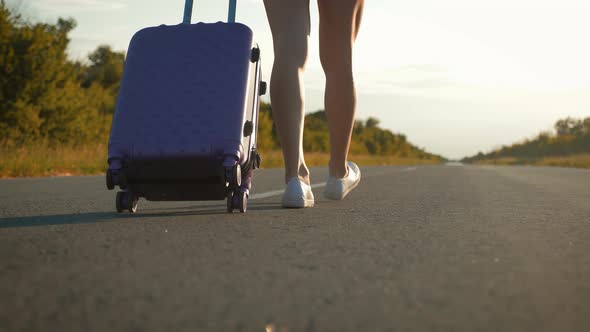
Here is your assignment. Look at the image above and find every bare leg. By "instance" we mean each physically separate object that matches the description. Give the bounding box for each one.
[263,0,311,185]
[318,0,364,178]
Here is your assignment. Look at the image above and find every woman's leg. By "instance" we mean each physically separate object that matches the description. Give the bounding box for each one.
[318,0,364,178]
[263,0,311,185]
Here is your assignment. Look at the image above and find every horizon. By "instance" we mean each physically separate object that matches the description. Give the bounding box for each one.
[8,0,590,159]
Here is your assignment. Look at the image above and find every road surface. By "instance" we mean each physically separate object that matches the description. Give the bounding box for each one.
[1,164,589,331]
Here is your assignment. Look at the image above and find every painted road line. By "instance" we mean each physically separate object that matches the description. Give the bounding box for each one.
[445,162,464,166]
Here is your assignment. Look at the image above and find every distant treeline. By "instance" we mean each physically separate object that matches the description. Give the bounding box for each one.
[463,116,590,163]
[257,105,440,159]
[0,3,441,161]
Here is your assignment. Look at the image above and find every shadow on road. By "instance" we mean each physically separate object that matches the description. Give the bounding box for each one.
[0,202,282,228]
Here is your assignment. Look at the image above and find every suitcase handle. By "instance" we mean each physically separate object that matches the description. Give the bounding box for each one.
[183,0,237,24]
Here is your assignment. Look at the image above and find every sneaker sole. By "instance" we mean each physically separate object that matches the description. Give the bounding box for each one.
[282,198,315,208]
[324,174,361,200]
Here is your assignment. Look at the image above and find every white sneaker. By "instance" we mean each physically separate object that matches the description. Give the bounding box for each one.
[324,161,361,200]
[282,177,315,208]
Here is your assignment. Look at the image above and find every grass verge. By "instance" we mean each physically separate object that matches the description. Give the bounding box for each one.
[471,154,590,169]
[0,143,443,178]
[1,143,108,178]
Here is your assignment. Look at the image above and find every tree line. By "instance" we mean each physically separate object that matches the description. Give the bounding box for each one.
[463,116,590,163]
[257,104,438,159]
[0,3,441,161]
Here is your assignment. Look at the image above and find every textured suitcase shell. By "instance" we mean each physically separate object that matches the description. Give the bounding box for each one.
[107,22,262,201]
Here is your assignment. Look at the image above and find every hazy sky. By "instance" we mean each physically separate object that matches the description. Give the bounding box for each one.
[11,0,590,159]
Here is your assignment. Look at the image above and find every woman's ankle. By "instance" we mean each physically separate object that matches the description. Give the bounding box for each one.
[328,160,348,179]
[285,166,311,185]
[285,175,311,185]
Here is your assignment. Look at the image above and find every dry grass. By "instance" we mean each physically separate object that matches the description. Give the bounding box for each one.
[8,144,587,178]
[471,154,590,169]
[472,157,520,166]
[536,154,590,168]
[0,143,108,178]
[0,144,442,178]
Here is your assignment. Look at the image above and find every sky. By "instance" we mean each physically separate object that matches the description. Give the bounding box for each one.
[10,0,590,159]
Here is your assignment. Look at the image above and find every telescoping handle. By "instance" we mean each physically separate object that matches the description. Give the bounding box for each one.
[183,0,237,24]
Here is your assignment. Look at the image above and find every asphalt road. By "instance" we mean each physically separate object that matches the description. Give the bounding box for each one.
[1,164,589,332]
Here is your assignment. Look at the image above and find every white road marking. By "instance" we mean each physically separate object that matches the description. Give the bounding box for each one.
[445,162,464,167]
[250,166,417,200]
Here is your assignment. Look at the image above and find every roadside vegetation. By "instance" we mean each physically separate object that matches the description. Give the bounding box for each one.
[463,117,590,169]
[0,3,443,178]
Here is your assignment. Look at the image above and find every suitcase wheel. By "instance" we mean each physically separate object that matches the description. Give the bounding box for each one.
[234,191,247,213]
[226,191,234,213]
[106,170,115,190]
[226,191,247,213]
[116,191,138,214]
[250,47,260,63]
[118,171,128,190]
[231,164,242,189]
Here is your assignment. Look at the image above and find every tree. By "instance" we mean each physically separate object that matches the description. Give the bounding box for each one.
[82,45,125,92]
[0,2,114,146]
[555,117,583,137]
[365,117,379,128]
[583,117,590,135]
[256,102,279,151]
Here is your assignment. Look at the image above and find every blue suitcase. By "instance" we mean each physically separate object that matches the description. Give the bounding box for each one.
[106,0,266,213]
